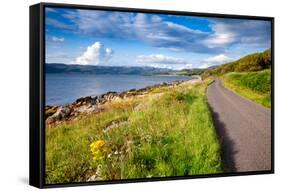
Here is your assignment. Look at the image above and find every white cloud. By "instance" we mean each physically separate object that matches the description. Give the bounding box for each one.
[46,9,271,65]
[46,18,73,30]
[201,22,236,48]
[199,63,210,69]
[177,64,193,70]
[134,13,210,53]
[204,54,233,63]
[68,10,135,38]
[51,36,64,42]
[58,10,211,53]
[136,54,192,70]
[199,54,234,68]
[72,42,113,65]
[202,19,271,49]
[137,54,187,65]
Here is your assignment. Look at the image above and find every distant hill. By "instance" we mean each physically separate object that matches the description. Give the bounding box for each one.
[201,49,271,79]
[175,68,205,76]
[45,64,176,75]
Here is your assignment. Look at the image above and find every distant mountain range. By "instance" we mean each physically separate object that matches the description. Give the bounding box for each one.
[46,63,177,75]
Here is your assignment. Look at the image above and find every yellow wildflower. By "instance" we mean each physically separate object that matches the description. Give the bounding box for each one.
[90,140,110,162]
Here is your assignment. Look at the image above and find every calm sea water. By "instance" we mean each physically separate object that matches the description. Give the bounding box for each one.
[46,74,191,106]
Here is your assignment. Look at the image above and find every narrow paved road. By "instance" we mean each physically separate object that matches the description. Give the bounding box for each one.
[207,79,271,172]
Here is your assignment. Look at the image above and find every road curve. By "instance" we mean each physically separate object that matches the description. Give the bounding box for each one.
[207,79,271,172]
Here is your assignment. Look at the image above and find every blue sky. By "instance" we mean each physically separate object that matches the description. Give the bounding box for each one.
[45,7,271,70]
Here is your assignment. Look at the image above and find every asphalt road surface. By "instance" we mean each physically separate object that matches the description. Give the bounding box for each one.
[207,79,271,172]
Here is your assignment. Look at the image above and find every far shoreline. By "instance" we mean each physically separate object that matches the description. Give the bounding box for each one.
[46,74,198,107]
[45,76,202,124]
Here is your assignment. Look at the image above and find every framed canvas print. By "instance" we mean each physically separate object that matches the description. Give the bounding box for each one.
[29,2,274,188]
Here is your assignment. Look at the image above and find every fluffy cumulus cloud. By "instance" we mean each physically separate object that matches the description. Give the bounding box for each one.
[136,54,192,70]
[72,42,113,65]
[199,54,234,68]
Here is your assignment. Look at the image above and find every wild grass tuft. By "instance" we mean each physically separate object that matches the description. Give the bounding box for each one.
[46,82,223,184]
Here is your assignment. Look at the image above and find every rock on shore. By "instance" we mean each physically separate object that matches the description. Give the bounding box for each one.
[45,79,198,124]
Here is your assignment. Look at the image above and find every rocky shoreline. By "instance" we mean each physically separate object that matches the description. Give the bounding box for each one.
[45,78,200,124]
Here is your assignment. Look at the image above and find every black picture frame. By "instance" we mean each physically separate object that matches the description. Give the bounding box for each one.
[30,2,274,188]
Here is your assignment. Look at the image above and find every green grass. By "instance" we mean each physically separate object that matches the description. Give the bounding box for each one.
[46,82,223,184]
[222,69,271,108]
[201,49,271,79]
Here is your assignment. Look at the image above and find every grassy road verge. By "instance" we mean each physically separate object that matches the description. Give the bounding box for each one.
[46,81,223,184]
[222,69,271,108]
